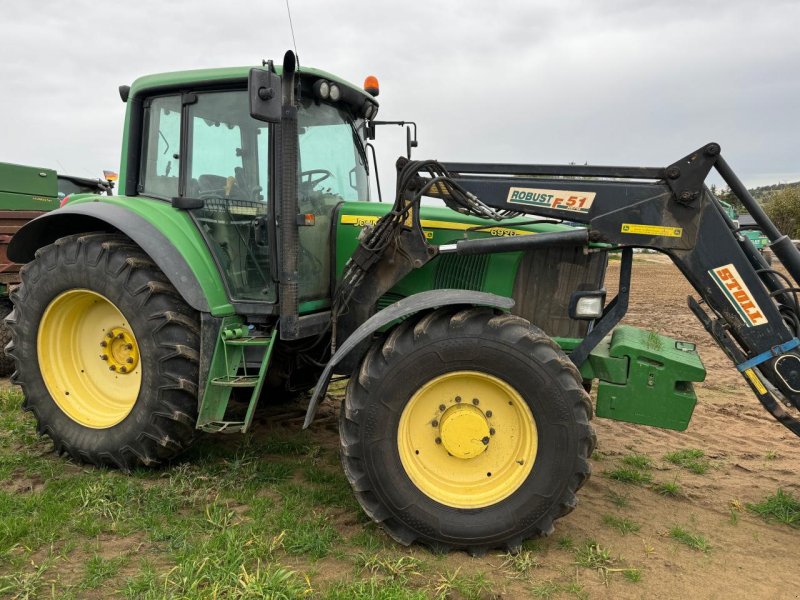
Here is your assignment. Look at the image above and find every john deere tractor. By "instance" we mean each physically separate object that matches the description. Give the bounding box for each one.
[8,52,800,553]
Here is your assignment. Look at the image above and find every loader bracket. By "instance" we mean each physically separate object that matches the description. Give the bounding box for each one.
[665,142,720,205]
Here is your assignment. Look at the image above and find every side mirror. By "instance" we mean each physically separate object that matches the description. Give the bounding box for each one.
[406,126,418,159]
[249,67,281,123]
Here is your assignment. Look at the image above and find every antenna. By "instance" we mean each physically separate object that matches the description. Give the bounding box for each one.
[285,0,299,63]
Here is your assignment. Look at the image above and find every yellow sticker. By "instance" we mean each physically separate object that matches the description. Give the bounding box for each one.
[339,214,535,237]
[744,368,767,395]
[620,223,683,238]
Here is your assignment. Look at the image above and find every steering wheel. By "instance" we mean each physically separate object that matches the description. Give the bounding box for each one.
[301,169,334,190]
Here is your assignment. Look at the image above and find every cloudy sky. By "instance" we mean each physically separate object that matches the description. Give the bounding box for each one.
[1,0,799,192]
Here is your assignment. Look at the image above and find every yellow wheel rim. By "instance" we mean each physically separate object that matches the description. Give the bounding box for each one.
[397,371,537,508]
[37,289,142,429]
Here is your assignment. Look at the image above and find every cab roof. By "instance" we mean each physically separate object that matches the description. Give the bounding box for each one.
[128,65,375,104]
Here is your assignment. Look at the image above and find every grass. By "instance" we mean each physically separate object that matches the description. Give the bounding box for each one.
[573,540,643,586]
[601,514,641,535]
[669,526,712,553]
[355,553,423,580]
[574,541,613,570]
[623,568,642,582]
[499,550,540,578]
[621,453,653,470]
[432,569,493,600]
[664,448,711,475]
[605,467,653,485]
[531,579,587,599]
[652,480,682,497]
[606,490,630,508]
[746,489,800,527]
[556,535,575,550]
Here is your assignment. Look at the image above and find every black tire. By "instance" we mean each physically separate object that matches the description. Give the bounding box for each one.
[7,233,200,470]
[339,307,595,554]
[0,298,15,377]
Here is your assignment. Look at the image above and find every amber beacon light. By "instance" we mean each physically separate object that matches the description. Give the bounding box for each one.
[363,75,379,97]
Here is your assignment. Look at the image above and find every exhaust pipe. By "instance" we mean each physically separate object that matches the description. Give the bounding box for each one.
[279,50,300,339]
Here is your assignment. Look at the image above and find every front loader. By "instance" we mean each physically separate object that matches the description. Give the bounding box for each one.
[6,51,800,553]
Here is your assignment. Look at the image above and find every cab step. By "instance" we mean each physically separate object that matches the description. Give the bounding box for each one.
[197,319,277,434]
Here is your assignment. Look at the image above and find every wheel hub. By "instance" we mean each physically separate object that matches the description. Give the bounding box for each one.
[100,327,139,373]
[397,370,537,508]
[37,289,142,429]
[439,404,490,459]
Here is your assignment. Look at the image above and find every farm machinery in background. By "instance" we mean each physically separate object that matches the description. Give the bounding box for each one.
[5,51,800,553]
[719,199,772,264]
[0,162,113,375]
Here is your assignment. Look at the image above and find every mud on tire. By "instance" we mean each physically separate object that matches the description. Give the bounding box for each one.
[7,233,200,470]
[339,307,595,554]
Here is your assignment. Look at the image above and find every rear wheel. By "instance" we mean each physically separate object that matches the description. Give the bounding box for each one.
[7,233,200,469]
[339,307,595,553]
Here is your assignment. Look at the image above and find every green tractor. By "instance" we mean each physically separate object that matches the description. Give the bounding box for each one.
[8,52,800,553]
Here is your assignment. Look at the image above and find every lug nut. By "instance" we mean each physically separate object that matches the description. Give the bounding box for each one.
[100,354,108,360]
[126,343,133,350]
[481,436,490,445]
[435,437,442,444]
[485,410,492,418]
[439,404,446,412]
[472,398,479,405]
[431,419,439,427]
[106,332,114,338]
[109,365,116,371]
[126,357,134,364]
[455,396,462,403]
[119,366,127,373]
[117,333,125,340]
[489,428,496,436]
[100,341,107,348]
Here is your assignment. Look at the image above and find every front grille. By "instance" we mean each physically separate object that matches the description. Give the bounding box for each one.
[434,254,489,291]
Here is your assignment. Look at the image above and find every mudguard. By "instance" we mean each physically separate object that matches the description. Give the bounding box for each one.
[302,289,515,428]
[7,202,210,312]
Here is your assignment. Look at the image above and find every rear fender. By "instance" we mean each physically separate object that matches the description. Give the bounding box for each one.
[8,203,211,312]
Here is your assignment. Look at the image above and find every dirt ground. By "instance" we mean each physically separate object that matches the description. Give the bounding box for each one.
[314,255,800,599]
[542,255,800,599]
[2,258,798,599]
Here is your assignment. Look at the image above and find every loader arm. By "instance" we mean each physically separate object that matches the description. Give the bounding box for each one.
[435,143,800,435]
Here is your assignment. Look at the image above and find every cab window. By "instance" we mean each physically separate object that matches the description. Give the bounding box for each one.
[185,90,274,302]
[139,95,181,198]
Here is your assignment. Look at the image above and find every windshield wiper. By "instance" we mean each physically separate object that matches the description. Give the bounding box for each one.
[349,118,369,174]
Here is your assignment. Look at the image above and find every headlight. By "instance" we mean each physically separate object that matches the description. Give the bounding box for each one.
[329,83,341,102]
[313,79,330,100]
[569,290,606,320]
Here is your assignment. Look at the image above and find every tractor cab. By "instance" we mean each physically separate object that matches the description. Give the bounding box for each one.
[130,65,375,307]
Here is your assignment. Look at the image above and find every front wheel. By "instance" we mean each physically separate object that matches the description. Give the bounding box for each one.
[339,307,595,553]
[7,233,200,469]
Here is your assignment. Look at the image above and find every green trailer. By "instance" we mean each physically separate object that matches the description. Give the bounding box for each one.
[0,162,112,375]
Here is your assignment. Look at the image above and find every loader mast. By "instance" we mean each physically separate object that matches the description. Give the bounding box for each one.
[434,143,800,434]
